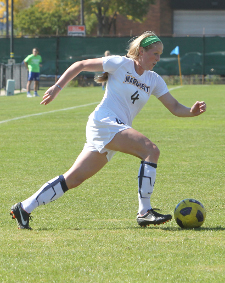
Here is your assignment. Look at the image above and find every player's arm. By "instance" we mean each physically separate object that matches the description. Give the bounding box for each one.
[41,58,104,105]
[158,92,206,117]
[24,61,28,70]
[59,58,104,87]
[39,57,42,68]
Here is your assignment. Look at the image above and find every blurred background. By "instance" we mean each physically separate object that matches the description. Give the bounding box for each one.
[1,0,225,92]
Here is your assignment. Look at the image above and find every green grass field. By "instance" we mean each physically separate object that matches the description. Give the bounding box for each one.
[0,85,224,282]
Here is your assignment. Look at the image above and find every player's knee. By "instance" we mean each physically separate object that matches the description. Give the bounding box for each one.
[152,144,160,159]
[144,141,160,160]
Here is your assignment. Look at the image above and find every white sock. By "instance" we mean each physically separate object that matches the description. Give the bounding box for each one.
[21,175,68,213]
[138,161,157,215]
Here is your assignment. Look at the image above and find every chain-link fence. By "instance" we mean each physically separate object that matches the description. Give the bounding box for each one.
[0,63,27,95]
[0,36,225,76]
[1,36,225,92]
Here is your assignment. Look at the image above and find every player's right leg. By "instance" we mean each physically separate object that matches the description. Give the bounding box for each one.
[26,80,32,97]
[10,150,108,229]
[63,148,108,189]
[27,71,35,97]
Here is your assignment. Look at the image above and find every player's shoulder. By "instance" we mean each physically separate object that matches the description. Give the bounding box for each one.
[103,55,132,73]
[24,54,33,61]
[146,70,159,77]
[103,55,129,64]
[145,70,163,81]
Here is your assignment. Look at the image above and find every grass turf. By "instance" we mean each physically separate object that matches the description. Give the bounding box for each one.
[0,85,224,282]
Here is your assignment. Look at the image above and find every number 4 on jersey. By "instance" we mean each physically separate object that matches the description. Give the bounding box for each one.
[131,91,139,104]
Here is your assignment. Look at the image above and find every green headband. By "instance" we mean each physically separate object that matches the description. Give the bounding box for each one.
[140,36,162,48]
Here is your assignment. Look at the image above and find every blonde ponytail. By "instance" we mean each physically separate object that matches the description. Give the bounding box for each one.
[94,72,109,83]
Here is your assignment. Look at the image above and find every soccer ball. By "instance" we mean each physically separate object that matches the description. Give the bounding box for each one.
[174,199,206,228]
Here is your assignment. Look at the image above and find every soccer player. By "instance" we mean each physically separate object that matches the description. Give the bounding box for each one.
[24,48,42,97]
[10,31,206,229]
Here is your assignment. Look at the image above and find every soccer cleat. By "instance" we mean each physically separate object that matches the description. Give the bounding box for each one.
[137,209,172,227]
[10,202,32,230]
[27,93,32,98]
[33,92,40,97]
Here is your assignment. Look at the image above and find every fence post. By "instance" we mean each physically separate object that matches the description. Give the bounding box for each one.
[55,36,59,83]
[202,35,205,84]
[0,64,1,95]
[19,63,22,92]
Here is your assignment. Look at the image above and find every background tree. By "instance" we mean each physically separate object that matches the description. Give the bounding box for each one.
[13,0,155,36]
[14,0,80,36]
[14,0,35,12]
[0,0,34,35]
[85,0,155,36]
[0,0,34,18]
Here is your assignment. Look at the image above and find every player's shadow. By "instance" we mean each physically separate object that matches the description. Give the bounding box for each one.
[160,226,225,231]
[37,225,225,232]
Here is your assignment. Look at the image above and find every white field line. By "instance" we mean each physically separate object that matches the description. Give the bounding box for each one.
[167,86,183,91]
[0,87,182,125]
[0,102,99,125]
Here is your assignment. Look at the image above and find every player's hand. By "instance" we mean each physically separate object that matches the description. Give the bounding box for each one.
[40,85,60,105]
[190,101,206,116]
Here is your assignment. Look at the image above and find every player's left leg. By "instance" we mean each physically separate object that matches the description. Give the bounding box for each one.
[136,160,172,227]
[105,128,172,226]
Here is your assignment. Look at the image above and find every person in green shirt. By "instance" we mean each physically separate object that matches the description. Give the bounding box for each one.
[24,48,42,97]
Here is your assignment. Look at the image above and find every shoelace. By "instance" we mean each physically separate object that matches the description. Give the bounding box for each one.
[151,208,161,211]
[137,208,161,217]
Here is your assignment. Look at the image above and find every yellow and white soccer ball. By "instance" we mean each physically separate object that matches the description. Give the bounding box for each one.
[174,199,206,228]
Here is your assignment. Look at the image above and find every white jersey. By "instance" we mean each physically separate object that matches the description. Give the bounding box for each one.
[94,55,169,126]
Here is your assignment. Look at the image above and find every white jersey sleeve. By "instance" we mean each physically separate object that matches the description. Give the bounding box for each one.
[102,55,124,73]
[150,72,169,98]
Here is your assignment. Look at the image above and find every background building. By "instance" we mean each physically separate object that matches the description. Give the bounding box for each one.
[114,0,225,37]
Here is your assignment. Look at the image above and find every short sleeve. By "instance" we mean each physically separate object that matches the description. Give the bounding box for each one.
[102,56,125,74]
[151,73,169,98]
[24,55,31,63]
